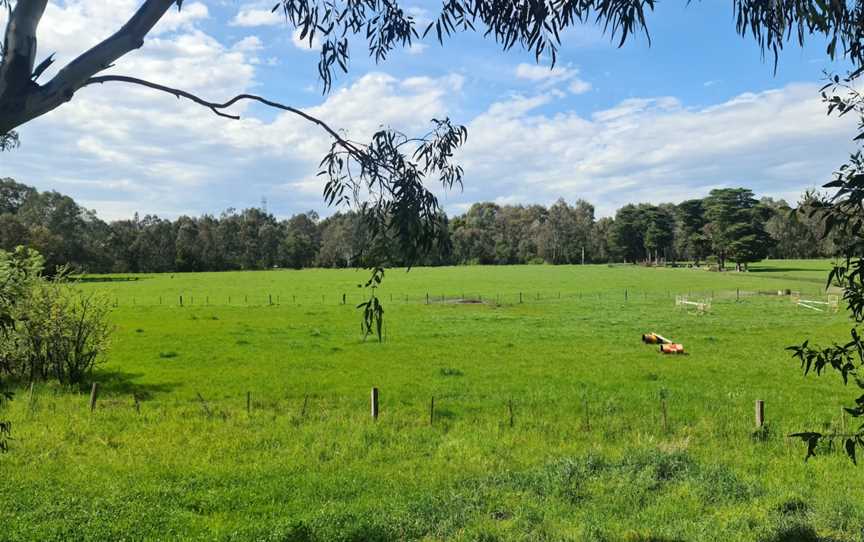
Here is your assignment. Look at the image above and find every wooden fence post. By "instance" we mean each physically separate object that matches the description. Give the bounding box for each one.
[246,391,251,414]
[519,292,523,304]
[196,392,212,418]
[371,387,379,420]
[583,397,591,431]
[755,400,765,428]
[342,293,346,305]
[133,393,141,415]
[736,288,740,302]
[89,382,99,412]
[661,396,669,433]
[269,294,272,306]
[179,295,183,307]
[508,399,514,427]
[426,293,429,305]
[430,396,435,425]
[625,289,628,302]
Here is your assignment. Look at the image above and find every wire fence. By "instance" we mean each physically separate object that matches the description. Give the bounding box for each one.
[98,287,842,309]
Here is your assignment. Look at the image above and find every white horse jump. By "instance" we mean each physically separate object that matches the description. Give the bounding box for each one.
[792,294,839,313]
[675,295,711,314]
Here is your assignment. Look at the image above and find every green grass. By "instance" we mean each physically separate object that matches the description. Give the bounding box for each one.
[2,260,861,541]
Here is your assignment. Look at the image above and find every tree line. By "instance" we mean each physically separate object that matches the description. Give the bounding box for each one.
[0,178,840,273]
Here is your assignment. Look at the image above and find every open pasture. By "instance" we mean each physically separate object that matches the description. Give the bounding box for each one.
[2,260,862,541]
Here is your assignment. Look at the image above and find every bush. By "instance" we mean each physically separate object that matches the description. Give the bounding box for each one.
[0,247,112,386]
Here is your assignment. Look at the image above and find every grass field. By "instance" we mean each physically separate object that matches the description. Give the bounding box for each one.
[2,260,863,541]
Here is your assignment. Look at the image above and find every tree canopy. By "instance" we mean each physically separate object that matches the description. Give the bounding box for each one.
[0,177,837,273]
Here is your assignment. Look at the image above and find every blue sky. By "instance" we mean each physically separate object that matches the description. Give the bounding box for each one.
[0,1,858,220]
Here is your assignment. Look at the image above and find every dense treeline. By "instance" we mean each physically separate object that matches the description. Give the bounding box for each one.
[0,178,840,273]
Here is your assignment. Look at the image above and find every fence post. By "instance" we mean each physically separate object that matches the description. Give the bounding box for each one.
[737,288,740,302]
[89,382,99,412]
[661,396,669,433]
[269,294,272,306]
[755,400,765,428]
[625,289,628,302]
[133,393,140,415]
[519,292,523,304]
[426,293,429,305]
[371,387,379,420]
[246,391,251,414]
[583,397,591,431]
[342,293,346,305]
[508,399,514,427]
[179,295,183,307]
[430,396,435,425]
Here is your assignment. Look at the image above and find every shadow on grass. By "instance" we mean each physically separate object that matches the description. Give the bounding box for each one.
[90,370,181,400]
[765,524,843,542]
[748,267,824,274]
[74,276,145,283]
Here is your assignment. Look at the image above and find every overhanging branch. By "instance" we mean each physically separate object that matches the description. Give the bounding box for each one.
[84,74,365,156]
[0,0,177,134]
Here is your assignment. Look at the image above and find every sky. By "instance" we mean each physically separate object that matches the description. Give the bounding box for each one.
[0,0,859,221]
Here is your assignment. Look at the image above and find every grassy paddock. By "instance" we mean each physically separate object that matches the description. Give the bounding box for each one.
[2,260,862,541]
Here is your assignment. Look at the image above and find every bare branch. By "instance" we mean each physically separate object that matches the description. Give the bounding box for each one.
[83,73,365,157]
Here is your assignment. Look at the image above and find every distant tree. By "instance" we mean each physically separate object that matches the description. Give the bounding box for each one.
[0,213,28,250]
[280,212,320,269]
[675,199,709,265]
[703,188,771,270]
[612,204,645,263]
[0,177,35,214]
[642,204,675,265]
[591,216,616,263]
[174,216,201,272]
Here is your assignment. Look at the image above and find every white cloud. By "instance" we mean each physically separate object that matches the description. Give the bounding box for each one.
[568,79,592,95]
[231,7,282,27]
[233,36,264,52]
[457,83,855,216]
[515,63,573,82]
[515,62,592,94]
[407,43,429,55]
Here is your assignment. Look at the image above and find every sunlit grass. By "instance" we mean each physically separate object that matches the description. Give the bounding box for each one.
[2,260,860,541]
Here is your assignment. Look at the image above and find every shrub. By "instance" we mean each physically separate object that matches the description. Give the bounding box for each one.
[0,247,112,386]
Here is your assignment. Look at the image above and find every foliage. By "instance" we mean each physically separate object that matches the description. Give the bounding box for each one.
[0,246,42,454]
[2,178,840,274]
[0,248,112,387]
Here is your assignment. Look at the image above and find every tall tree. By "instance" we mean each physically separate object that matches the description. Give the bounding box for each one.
[703,188,769,270]
[612,204,645,263]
